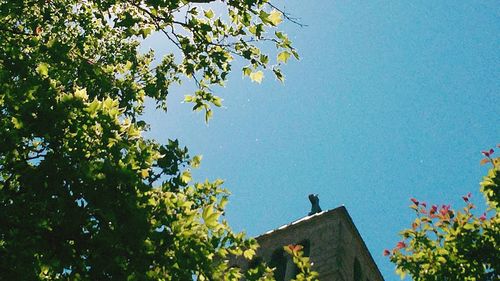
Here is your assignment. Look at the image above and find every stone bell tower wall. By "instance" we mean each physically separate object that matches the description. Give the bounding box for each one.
[251,206,384,281]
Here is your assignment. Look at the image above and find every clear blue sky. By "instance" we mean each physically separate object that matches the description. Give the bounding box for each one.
[142,1,499,279]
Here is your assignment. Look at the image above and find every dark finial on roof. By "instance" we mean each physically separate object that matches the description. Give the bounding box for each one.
[308,194,322,216]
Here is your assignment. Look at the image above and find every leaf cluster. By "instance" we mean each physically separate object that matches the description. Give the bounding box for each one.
[0,0,311,280]
[387,151,500,281]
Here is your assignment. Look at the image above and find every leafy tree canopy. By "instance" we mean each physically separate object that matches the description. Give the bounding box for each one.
[0,0,309,280]
[387,147,500,281]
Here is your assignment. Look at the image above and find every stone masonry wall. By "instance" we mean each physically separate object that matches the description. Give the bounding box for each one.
[234,207,384,281]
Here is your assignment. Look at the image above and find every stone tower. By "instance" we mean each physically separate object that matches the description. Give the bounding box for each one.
[234,206,384,281]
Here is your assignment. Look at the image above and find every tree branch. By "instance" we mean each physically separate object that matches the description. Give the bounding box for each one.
[188,0,216,2]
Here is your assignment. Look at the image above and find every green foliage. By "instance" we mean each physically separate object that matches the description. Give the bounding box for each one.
[284,245,320,281]
[0,0,315,280]
[387,148,500,281]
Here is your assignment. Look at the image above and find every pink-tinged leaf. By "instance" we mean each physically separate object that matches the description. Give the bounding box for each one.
[480,158,490,165]
[482,151,490,157]
[421,202,427,208]
[489,148,494,155]
[288,244,303,252]
[479,213,487,221]
[410,198,419,205]
[396,241,406,249]
[383,249,391,256]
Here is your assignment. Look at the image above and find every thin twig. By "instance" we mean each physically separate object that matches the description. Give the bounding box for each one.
[267,3,307,27]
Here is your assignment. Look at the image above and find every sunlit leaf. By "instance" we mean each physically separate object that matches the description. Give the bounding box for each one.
[277,51,291,63]
[36,63,49,77]
[268,10,283,26]
[204,9,214,19]
[191,155,202,168]
[249,71,264,83]
[181,170,192,183]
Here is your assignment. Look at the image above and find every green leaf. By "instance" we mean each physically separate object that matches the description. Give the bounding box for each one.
[396,268,407,280]
[249,71,264,83]
[74,88,88,100]
[85,99,100,115]
[202,205,219,228]
[205,212,219,228]
[259,10,270,24]
[219,196,229,209]
[36,63,49,77]
[275,31,286,40]
[243,249,255,260]
[184,95,194,103]
[212,96,222,107]
[259,54,269,64]
[463,223,475,230]
[273,67,285,82]
[242,66,252,77]
[140,27,152,38]
[204,9,214,19]
[181,170,192,183]
[277,51,291,63]
[11,117,23,129]
[123,61,133,72]
[205,109,213,123]
[249,25,257,35]
[191,155,203,168]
